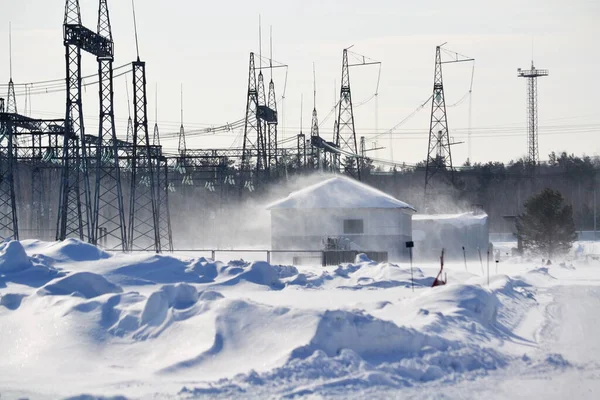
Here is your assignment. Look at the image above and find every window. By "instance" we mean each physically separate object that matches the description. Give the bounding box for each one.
[343,219,364,234]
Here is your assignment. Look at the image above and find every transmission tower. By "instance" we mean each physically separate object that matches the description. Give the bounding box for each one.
[148,89,173,252]
[266,28,279,175]
[267,78,278,173]
[424,44,473,199]
[310,63,321,170]
[241,53,260,192]
[256,71,268,175]
[518,61,549,168]
[93,0,127,250]
[0,113,18,240]
[58,0,112,242]
[6,23,17,115]
[334,48,359,179]
[178,86,187,156]
[128,59,160,252]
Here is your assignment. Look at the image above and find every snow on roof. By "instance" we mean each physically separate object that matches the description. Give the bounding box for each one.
[412,212,488,226]
[267,176,416,212]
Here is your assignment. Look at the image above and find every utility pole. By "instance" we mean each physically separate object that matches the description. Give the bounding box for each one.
[518,61,548,171]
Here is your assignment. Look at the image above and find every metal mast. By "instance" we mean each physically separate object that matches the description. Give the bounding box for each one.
[151,90,173,253]
[178,85,187,156]
[424,44,472,198]
[0,108,18,240]
[518,61,548,168]
[240,52,260,194]
[93,0,127,250]
[58,0,109,241]
[127,0,160,251]
[310,63,321,170]
[6,22,17,114]
[267,28,279,174]
[128,59,160,252]
[335,48,359,179]
[256,71,268,175]
[267,79,278,173]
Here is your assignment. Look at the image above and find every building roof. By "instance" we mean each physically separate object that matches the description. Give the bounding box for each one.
[412,212,488,226]
[267,176,416,212]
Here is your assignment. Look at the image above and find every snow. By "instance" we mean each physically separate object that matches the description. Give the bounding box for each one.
[1,239,600,399]
[266,176,416,211]
[413,211,488,226]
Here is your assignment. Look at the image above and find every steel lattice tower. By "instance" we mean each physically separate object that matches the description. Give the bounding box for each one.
[6,23,17,115]
[424,45,454,197]
[93,0,127,250]
[335,48,360,180]
[128,60,160,252]
[57,0,99,241]
[241,53,260,192]
[6,80,16,114]
[267,78,278,172]
[0,115,18,240]
[178,87,187,156]
[150,103,173,252]
[155,154,173,252]
[518,61,548,168]
[310,65,320,170]
[256,71,268,174]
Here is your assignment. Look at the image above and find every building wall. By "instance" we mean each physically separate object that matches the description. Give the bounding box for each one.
[412,215,490,261]
[270,208,413,262]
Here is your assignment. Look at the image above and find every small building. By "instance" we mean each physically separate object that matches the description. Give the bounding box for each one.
[267,176,416,263]
[412,212,490,261]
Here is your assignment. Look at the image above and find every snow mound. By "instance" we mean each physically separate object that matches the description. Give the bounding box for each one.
[414,283,500,327]
[291,310,451,362]
[38,272,123,299]
[182,345,509,398]
[0,240,32,273]
[219,261,298,289]
[108,255,222,285]
[0,293,27,310]
[140,283,200,327]
[0,241,64,287]
[38,239,111,262]
[161,299,316,375]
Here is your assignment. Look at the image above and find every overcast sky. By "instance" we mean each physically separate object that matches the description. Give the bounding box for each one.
[1,0,599,165]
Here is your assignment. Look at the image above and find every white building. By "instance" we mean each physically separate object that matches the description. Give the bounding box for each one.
[412,212,490,260]
[267,176,416,262]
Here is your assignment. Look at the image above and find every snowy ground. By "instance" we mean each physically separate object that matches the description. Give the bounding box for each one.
[1,239,600,399]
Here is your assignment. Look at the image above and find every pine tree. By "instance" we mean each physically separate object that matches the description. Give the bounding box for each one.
[516,188,577,259]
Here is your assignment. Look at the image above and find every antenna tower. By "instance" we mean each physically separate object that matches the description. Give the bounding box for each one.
[517,61,548,169]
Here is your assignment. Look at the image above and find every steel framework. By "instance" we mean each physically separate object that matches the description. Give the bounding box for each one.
[241,53,260,192]
[128,60,160,252]
[93,0,127,250]
[518,61,549,168]
[58,0,112,242]
[334,48,359,179]
[424,45,473,198]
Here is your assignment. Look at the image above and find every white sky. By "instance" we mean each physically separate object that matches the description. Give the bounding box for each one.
[1,0,599,165]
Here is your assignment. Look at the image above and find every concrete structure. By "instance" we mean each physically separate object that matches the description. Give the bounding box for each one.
[412,212,490,261]
[267,176,416,262]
